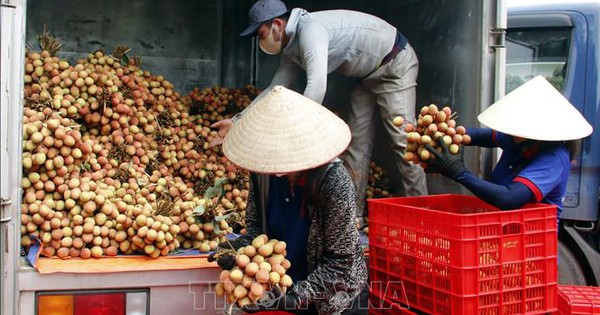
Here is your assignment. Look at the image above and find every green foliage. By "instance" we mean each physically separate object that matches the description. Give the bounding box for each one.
[192,177,231,232]
[505,67,564,94]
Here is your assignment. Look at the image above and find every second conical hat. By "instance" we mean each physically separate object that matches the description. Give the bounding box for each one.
[223,86,351,174]
[478,76,592,141]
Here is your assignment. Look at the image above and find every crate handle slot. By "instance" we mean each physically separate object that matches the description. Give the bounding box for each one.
[502,222,523,235]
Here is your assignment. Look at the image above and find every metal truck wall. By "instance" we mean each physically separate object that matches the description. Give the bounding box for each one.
[25,0,255,94]
[256,0,497,195]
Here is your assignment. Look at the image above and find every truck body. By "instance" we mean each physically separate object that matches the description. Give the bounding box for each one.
[0,0,530,314]
[506,0,600,286]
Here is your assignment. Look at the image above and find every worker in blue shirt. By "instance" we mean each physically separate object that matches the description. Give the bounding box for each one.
[426,76,593,215]
[263,172,310,282]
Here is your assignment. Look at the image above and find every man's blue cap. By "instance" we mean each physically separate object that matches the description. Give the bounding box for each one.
[239,0,288,37]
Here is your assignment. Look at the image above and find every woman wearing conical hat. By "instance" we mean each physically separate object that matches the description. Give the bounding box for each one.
[426,76,593,215]
[216,86,368,314]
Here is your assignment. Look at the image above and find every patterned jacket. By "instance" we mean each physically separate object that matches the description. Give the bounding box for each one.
[243,159,368,314]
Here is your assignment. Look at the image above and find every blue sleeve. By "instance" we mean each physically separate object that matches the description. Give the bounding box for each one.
[455,171,534,210]
[467,128,517,150]
[514,148,568,202]
[465,128,496,147]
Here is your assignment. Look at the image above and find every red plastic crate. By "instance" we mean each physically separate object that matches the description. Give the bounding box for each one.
[368,194,558,315]
[558,285,600,314]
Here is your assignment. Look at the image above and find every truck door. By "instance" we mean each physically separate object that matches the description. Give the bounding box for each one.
[1,0,26,314]
[506,9,592,220]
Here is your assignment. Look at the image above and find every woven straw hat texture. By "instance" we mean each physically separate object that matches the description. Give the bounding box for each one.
[478,76,592,141]
[223,86,351,173]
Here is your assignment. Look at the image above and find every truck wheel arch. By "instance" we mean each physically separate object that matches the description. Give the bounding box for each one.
[559,224,600,285]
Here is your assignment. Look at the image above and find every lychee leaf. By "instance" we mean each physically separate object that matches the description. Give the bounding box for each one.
[193,204,205,216]
[204,177,227,199]
[216,185,226,205]
[204,187,217,199]
[137,177,148,186]
[214,213,232,221]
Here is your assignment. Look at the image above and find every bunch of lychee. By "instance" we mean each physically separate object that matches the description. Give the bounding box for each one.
[215,234,293,308]
[393,104,471,167]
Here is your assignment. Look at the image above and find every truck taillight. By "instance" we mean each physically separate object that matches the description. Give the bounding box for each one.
[38,295,74,315]
[37,290,148,315]
[73,293,125,314]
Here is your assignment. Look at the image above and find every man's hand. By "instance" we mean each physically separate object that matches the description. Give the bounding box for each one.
[209,119,234,147]
[424,137,468,180]
[241,285,300,313]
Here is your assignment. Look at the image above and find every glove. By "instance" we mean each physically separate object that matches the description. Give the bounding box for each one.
[207,236,251,270]
[241,285,301,313]
[207,251,236,270]
[224,237,251,251]
[424,137,468,180]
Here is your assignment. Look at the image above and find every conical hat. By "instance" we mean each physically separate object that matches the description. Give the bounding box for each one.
[223,86,351,174]
[478,76,593,141]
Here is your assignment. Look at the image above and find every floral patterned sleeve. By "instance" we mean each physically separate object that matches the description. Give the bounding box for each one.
[291,163,368,314]
[230,175,263,247]
[243,176,263,240]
